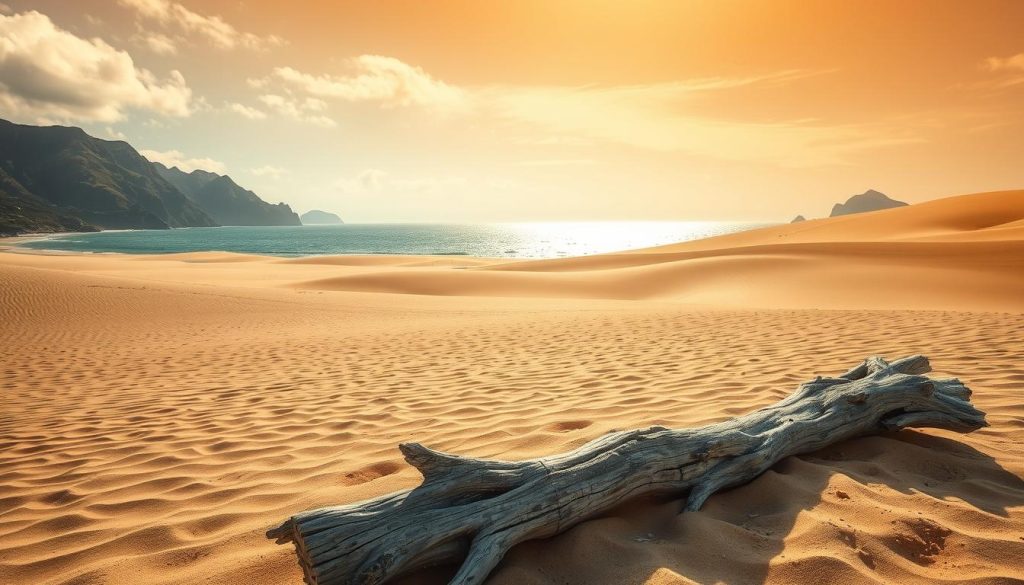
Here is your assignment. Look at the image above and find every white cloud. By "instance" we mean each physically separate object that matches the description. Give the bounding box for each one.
[227,102,266,119]
[251,165,287,178]
[258,94,336,127]
[103,127,128,141]
[136,30,177,55]
[984,53,1024,72]
[265,55,466,111]
[0,11,192,123]
[981,53,1024,89]
[246,76,270,89]
[117,0,284,51]
[141,148,226,173]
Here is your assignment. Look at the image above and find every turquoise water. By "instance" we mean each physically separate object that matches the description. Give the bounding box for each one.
[17,222,773,259]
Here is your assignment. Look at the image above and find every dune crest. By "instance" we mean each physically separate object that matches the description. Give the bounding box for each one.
[282,190,1024,311]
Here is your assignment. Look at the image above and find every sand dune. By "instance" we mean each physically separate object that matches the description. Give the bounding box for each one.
[638,189,1024,249]
[1,190,1023,585]
[286,190,1024,310]
[288,240,1024,310]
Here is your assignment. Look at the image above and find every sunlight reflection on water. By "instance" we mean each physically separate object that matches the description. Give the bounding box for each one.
[20,222,774,258]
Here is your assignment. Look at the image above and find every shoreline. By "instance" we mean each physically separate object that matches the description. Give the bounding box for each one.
[2,190,1022,312]
[2,221,778,260]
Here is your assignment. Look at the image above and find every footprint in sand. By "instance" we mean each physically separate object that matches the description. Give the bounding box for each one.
[545,420,593,432]
[341,461,403,486]
[884,518,952,565]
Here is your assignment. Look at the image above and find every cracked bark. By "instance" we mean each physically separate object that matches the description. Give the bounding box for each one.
[268,355,987,585]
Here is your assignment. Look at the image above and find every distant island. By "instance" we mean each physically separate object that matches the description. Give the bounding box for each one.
[790,189,908,223]
[300,209,344,225]
[831,189,908,217]
[0,119,300,236]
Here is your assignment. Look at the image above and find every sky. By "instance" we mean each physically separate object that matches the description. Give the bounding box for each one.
[1,0,1022,222]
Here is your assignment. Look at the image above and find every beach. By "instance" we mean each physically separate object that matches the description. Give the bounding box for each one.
[2,190,1023,585]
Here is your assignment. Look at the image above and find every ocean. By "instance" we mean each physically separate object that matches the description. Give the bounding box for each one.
[16,222,773,258]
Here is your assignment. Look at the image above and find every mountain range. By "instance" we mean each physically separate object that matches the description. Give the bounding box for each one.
[154,163,300,227]
[0,119,300,235]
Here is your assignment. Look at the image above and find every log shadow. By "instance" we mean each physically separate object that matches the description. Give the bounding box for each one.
[395,431,1024,585]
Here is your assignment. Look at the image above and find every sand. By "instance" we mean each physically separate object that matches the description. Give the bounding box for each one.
[1,189,1022,585]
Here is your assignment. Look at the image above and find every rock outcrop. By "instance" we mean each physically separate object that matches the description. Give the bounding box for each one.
[299,209,344,225]
[830,189,908,217]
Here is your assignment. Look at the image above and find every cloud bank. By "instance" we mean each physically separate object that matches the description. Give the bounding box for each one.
[0,11,191,123]
[255,57,910,167]
[263,55,466,111]
[118,0,283,51]
[257,94,335,127]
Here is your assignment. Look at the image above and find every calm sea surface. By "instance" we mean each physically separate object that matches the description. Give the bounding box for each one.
[17,222,773,259]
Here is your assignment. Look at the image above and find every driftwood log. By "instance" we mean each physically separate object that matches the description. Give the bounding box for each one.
[268,355,987,585]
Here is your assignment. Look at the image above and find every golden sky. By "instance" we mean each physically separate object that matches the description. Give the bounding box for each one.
[2,0,1023,220]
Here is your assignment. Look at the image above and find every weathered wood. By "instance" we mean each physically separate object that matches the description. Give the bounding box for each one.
[268,355,987,585]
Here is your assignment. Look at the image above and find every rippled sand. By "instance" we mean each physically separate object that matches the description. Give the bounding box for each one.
[2,190,1022,584]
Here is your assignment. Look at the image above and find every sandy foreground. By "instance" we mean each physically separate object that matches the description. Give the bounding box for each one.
[1,190,1023,585]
